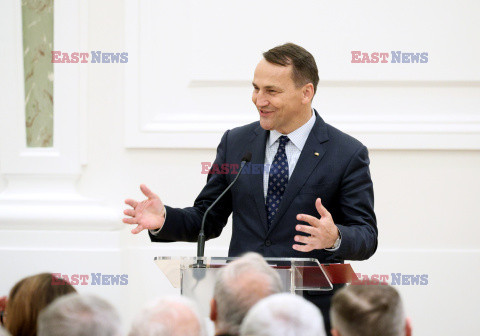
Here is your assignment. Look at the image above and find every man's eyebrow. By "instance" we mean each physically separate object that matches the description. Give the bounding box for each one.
[251,83,281,90]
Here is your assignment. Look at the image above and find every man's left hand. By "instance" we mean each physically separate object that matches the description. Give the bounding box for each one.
[293,198,339,252]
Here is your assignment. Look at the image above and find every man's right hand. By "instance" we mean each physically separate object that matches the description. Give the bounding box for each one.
[123,184,166,234]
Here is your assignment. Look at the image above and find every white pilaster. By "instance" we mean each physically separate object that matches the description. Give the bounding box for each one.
[0,0,121,231]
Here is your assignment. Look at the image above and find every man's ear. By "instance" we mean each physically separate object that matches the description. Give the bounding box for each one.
[302,83,315,104]
[405,317,412,336]
[331,328,341,336]
[209,298,217,322]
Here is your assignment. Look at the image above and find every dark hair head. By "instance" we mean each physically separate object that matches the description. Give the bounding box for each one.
[263,43,319,95]
[330,284,405,336]
[5,273,76,336]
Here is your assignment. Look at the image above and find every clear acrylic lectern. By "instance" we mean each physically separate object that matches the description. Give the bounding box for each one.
[154,256,352,317]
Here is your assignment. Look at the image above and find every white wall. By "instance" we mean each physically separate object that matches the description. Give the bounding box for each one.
[1,0,479,335]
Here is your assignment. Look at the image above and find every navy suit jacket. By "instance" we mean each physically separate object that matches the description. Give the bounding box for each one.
[150,111,377,263]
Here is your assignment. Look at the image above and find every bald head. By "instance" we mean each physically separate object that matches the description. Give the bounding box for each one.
[129,296,206,336]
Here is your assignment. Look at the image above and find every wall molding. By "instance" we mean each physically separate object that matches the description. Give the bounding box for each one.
[124,0,480,150]
[125,111,480,149]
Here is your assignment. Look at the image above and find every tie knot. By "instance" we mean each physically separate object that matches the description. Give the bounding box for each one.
[278,136,290,147]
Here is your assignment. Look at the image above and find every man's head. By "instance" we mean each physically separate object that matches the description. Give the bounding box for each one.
[239,293,326,336]
[330,284,412,336]
[252,43,319,134]
[210,252,284,335]
[129,295,207,336]
[38,293,121,336]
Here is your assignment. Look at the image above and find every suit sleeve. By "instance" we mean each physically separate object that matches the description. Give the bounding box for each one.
[333,145,378,260]
[149,130,233,243]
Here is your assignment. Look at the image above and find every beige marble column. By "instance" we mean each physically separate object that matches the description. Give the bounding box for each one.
[1,0,121,231]
[22,0,54,147]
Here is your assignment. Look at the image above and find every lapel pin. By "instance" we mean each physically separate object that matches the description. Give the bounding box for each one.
[314,152,319,156]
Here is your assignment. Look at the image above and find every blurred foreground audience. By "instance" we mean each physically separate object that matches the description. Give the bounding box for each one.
[4,273,76,336]
[38,293,121,336]
[129,295,206,336]
[210,253,284,336]
[330,284,412,336]
[1,266,413,336]
[240,293,326,336]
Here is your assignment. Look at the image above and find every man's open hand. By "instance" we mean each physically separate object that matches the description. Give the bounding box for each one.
[293,198,339,252]
[123,184,166,234]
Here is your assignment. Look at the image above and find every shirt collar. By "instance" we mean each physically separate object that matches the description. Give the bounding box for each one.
[267,109,316,151]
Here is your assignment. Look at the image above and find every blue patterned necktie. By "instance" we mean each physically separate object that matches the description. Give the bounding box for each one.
[266,135,290,228]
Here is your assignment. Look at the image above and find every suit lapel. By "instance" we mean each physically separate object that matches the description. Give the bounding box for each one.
[247,125,269,234]
[267,112,330,235]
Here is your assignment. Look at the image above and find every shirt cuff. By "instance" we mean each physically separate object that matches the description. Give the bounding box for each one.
[324,227,342,251]
[149,208,167,236]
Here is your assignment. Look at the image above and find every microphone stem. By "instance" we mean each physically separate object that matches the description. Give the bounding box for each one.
[196,160,248,265]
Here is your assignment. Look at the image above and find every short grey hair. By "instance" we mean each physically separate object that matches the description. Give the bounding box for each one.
[330,284,406,336]
[129,295,207,336]
[0,326,11,336]
[214,252,284,335]
[38,293,121,336]
[239,293,325,336]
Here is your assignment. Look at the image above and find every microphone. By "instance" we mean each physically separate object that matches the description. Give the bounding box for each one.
[195,152,252,267]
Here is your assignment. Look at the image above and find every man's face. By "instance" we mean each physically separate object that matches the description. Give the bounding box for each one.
[252,59,308,134]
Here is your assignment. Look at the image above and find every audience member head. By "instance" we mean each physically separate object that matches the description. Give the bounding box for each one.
[128,295,207,336]
[0,326,11,336]
[210,252,284,336]
[239,293,325,336]
[330,284,412,336]
[4,273,76,336]
[38,293,121,336]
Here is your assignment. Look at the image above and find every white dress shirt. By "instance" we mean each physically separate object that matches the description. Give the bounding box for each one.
[263,111,316,199]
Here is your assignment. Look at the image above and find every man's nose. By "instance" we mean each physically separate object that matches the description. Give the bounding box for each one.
[256,92,269,107]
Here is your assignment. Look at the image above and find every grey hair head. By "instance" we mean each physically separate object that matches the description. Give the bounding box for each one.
[239,293,326,336]
[37,293,121,336]
[129,295,207,336]
[0,326,12,336]
[214,252,284,335]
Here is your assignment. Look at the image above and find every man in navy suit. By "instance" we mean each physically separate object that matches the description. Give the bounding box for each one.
[124,43,377,335]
